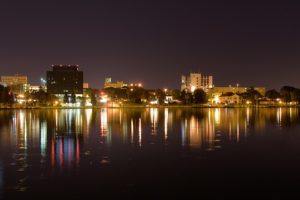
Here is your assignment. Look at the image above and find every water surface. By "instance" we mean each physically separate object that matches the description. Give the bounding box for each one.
[1,108,300,199]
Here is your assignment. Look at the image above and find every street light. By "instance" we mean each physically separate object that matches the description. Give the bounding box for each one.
[40,78,46,86]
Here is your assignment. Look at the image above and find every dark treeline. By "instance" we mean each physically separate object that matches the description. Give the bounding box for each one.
[0,85,14,104]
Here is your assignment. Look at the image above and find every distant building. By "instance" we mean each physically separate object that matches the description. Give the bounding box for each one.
[0,74,27,86]
[83,82,89,89]
[0,74,28,94]
[218,93,240,104]
[28,85,47,93]
[47,65,83,95]
[207,85,266,105]
[208,85,266,97]
[181,73,213,92]
[104,77,127,89]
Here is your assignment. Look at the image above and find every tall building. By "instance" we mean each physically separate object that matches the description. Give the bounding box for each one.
[181,73,213,92]
[0,74,28,94]
[47,65,83,95]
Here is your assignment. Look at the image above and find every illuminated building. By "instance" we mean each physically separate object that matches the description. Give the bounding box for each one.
[47,65,83,103]
[83,82,89,89]
[218,93,240,104]
[104,77,127,88]
[0,74,27,86]
[0,74,28,94]
[28,85,47,93]
[181,73,213,92]
[208,85,265,105]
[208,85,266,99]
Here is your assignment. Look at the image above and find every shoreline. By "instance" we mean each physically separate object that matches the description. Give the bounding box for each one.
[0,104,299,109]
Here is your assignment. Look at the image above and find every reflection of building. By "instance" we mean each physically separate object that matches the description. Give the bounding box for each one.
[181,73,213,92]
[47,65,83,95]
[0,74,28,94]
[104,78,127,89]
[49,109,85,168]
[51,136,81,168]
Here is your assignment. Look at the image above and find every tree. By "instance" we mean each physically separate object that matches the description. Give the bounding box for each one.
[0,85,14,104]
[103,87,127,100]
[127,87,145,104]
[63,93,69,103]
[155,89,166,104]
[71,93,76,104]
[85,88,99,105]
[280,86,300,102]
[180,90,193,104]
[193,89,207,104]
[265,89,281,100]
[171,89,181,101]
[240,87,262,104]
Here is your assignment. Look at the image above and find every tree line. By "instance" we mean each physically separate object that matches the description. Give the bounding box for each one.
[1,84,300,106]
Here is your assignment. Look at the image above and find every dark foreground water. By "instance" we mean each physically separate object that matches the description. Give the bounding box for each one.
[1,108,300,199]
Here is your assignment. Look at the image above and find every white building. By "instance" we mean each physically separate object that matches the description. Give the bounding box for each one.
[181,73,213,92]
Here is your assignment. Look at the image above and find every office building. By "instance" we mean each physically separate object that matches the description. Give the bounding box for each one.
[181,73,213,92]
[47,65,83,95]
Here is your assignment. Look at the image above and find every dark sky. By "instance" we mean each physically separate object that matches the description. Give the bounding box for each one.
[0,0,300,90]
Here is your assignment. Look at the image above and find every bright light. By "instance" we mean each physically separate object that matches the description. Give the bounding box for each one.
[85,102,92,106]
[150,99,158,105]
[214,95,220,104]
[246,100,251,105]
[191,85,196,93]
[164,88,168,92]
[100,95,109,103]
[138,83,142,87]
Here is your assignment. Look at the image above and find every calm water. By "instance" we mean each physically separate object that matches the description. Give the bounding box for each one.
[1,108,300,199]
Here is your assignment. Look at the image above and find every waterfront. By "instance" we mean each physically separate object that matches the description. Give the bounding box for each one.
[1,108,300,199]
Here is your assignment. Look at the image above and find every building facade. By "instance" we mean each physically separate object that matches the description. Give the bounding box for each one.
[181,73,213,92]
[208,86,266,97]
[0,74,27,86]
[0,74,28,94]
[104,77,127,89]
[47,65,83,95]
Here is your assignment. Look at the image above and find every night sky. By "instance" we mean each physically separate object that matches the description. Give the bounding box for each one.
[0,0,300,89]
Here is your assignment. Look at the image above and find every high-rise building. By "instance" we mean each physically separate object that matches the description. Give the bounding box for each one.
[181,73,213,92]
[47,65,83,95]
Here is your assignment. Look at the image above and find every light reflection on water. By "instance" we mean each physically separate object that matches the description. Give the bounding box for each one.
[0,108,299,195]
[0,161,3,198]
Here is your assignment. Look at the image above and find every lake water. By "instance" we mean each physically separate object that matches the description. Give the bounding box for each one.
[1,108,300,199]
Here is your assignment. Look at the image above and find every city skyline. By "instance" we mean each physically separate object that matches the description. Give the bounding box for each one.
[1,1,300,89]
